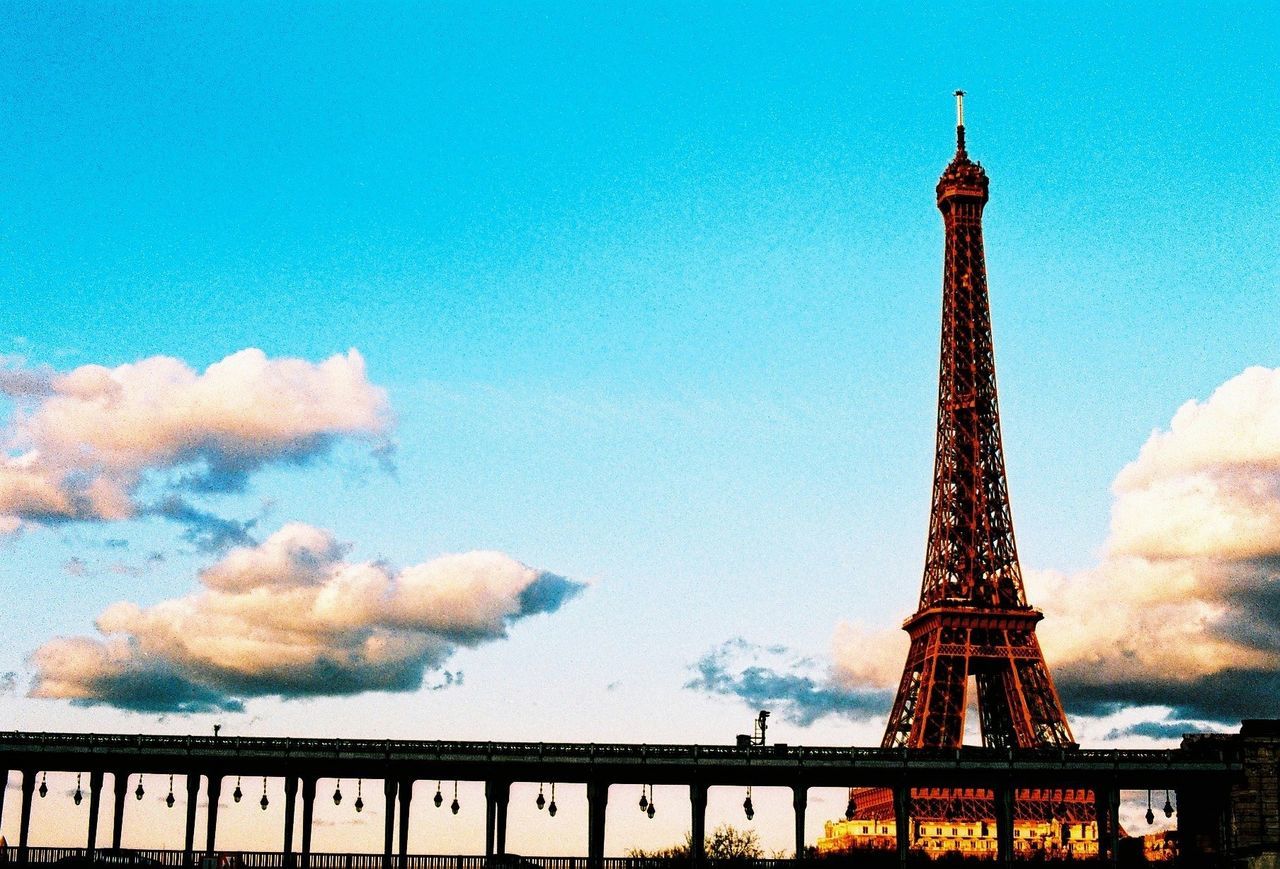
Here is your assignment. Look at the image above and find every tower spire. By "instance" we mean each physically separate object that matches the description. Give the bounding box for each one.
[880,94,1074,750]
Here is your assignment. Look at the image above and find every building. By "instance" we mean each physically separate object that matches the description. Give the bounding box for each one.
[817,787,1100,860]
[1180,720,1280,868]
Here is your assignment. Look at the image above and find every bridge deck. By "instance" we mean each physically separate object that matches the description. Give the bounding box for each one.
[0,730,1240,788]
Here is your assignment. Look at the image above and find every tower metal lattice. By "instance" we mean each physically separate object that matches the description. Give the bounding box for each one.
[881,94,1075,750]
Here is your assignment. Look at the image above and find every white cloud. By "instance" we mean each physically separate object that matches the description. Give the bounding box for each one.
[0,348,391,543]
[831,621,908,691]
[29,524,584,713]
[1029,367,1280,718]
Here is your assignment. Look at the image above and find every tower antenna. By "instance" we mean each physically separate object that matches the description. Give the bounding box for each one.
[954,90,967,154]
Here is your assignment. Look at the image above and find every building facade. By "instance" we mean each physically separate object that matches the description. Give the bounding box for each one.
[817,787,1100,860]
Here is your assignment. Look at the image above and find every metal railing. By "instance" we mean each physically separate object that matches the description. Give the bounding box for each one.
[0,730,1224,766]
[5,849,1121,868]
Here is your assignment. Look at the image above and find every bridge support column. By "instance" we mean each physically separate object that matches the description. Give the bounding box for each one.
[18,769,36,865]
[382,778,397,869]
[483,783,509,854]
[1094,786,1107,863]
[485,782,496,858]
[792,785,807,858]
[300,776,316,869]
[587,780,609,869]
[892,785,910,869]
[397,779,413,869]
[87,770,104,853]
[205,774,222,853]
[112,771,129,848]
[995,784,1014,868]
[1105,786,1121,867]
[690,783,708,868]
[497,782,510,855]
[183,772,201,867]
[283,775,299,868]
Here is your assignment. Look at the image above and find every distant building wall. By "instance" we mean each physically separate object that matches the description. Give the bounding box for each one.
[1181,719,1280,869]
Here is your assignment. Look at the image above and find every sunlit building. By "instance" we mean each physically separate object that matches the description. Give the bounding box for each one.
[1139,830,1179,862]
[816,786,1101,859]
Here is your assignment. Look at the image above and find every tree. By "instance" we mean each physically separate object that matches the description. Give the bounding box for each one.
[625,825,763,860]
[706,825,763,859]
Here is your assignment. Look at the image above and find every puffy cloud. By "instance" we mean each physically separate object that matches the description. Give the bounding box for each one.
[1109,366,1280,560]
[830,621,909,691]
[0,349,390,544]
[1030,366,1280,720]
[29,524,584,713]
[686,637,893,725]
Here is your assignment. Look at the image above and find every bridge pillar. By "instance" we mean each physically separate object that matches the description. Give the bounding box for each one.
[397,779,413,869]
[283,775,299,868]
[183,772,201,867]
[892,785,910,869]
[112,771,129,848]
[994,784,1014,868]
[484,780,510,856]
[1095,783,1116,865]
[690,783,708,867]
[17,769,36,865]
[493,780,511,855]
[382,778,397,869]
[86,770,104,853]
[300,776,317,869]
[485,782,496,858]
[205,774,222,853]
[587,779,609,869]
[1105,786,1121,867]
[792,785,807,858]
[0,768,6,832]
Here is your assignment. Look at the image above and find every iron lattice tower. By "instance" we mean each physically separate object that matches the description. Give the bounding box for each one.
[881,94,1075,750]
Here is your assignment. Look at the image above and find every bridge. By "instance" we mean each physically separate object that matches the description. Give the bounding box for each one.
[0,730,1244,868]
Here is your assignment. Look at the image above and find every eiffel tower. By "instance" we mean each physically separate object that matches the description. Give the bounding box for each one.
[881,92,1075,750]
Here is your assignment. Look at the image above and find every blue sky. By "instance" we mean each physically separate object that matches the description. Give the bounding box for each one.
[1,0,1278,855]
